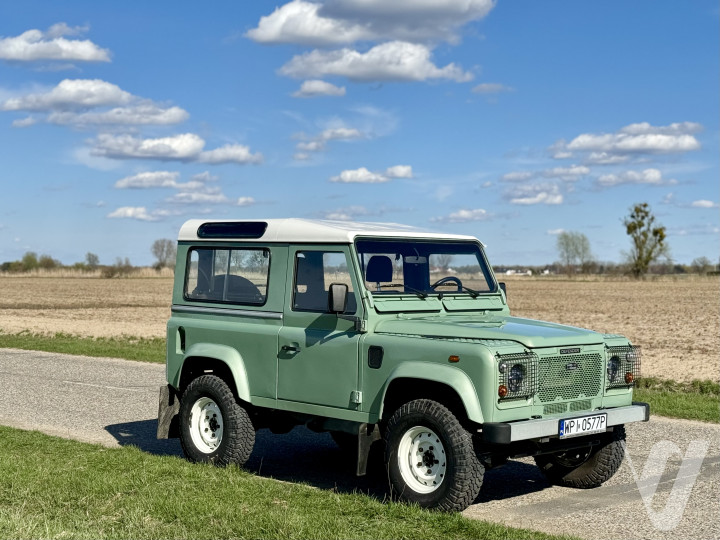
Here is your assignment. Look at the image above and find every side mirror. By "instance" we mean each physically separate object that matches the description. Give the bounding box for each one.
[328,283,348,314]
[499,282,507,297]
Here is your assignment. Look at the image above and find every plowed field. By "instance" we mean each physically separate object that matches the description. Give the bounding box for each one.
[0,275,717,381]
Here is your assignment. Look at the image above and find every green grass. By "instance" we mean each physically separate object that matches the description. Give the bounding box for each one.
[0,426,573,540]
[0,330,164,363]
[634,377,720,424]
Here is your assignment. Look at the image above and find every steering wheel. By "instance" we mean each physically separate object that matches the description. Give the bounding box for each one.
[430,276,463,291]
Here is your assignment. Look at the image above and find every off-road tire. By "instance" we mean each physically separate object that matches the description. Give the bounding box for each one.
[534,425,626,488]
[385,399,484,512]
[179,374,255,466]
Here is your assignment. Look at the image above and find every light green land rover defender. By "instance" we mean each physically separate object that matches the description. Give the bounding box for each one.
[157,219,649,512]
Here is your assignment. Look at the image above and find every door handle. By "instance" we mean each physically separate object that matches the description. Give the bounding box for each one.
[281,344,300,353]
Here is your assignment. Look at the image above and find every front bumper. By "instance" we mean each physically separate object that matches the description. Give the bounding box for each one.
[481,402,649,445]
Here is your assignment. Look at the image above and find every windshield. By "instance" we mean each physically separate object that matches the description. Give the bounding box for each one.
[355,239,495,296]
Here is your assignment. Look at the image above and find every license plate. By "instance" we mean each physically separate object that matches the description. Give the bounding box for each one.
[559,413,607,439]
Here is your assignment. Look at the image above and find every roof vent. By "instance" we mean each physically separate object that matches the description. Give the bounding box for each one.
[197,222,268,239]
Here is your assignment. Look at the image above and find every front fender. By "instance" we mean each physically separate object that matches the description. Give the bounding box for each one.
[177,343,251,402]
[379,362,484,424]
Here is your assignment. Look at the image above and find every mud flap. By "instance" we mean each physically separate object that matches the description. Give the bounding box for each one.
[157,384,180,439]
[356,423,382,476]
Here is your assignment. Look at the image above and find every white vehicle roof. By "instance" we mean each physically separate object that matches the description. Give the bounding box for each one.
[178,218,480,244]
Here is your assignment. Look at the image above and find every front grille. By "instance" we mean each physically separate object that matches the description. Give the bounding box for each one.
[537,353,603,403]
[544,403,567,415]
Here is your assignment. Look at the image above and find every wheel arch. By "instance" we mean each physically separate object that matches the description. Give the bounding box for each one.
[379,363,484,425]
[177,343,251,403]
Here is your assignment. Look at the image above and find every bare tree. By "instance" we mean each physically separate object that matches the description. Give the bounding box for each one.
[151,239,177,270]
[623,203,669,278]
[691,256,712,275]
[85,252,100,270]
[556,231,592,275]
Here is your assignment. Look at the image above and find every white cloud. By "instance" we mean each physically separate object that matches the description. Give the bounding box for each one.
[292,79,346,97]
[690,200,719,209]
[501,171,533,182]
[0,23,110,62]
[565,122,701,155]
[107,206,160,222]
[542,165,590,181]
[48,105,189,126]
[167,192,230,204]
[330,167,388,183]
[1,79,132,111]
[246,0,373,46]
[330,164,412,183]
[91,133,261,165]
[198,143,263,165]
[595,168,677,188]
[294,125,364,156]
[547,228,565,235]
[11,116,37,127]
[507,183,563,205]
[472,82,514,94]
[385,165,413,178]
[619,121,703,136]
[92,133,205,160]
[114,171,180,189]
[279,41,473,82]
[1,79,188,127]
[247,0,494,46]
[237,197,256,207]
[584,152,630,165]
[433,208,490,223]
[322,205,373,221]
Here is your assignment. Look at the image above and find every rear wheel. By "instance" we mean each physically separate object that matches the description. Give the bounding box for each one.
[385,399,484,512]
[179,374,255,466]
[534,425,626,488]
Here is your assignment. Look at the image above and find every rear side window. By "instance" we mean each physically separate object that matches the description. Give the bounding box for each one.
[185,247,270,305]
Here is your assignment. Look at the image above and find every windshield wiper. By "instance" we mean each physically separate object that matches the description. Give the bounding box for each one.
[381,284,428,299]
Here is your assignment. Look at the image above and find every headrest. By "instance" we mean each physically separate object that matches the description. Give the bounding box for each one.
[366,255,393,283]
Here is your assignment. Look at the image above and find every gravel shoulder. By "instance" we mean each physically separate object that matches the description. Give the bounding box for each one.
[0,348,717,540]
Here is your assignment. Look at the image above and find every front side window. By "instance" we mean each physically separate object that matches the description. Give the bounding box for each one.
[293,251,356,313]
[185,247,269,305]
[355,239,495,296]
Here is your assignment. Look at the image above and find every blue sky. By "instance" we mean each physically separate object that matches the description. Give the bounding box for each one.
[1,1,717,267]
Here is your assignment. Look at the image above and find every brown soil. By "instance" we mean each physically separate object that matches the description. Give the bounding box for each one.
[0,275,717,381]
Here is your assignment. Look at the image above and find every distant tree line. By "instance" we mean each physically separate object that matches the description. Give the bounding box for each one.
[0,239,178,277]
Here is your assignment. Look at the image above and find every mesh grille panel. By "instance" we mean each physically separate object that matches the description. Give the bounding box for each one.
[537,353,603,403]
[544,403,567,415]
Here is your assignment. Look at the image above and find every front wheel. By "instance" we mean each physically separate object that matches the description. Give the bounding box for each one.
[534,425,626,488]
[385,399,484,512]
[179,374,255,466]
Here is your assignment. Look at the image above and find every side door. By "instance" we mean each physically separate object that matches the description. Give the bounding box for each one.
[277,246,362,409]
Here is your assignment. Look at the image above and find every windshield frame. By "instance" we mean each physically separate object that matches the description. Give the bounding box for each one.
[353,237,498,297]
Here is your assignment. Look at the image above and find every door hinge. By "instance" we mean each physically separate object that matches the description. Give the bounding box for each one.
[350,390,362,405]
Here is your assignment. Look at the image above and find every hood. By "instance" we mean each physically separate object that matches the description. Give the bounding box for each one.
[374,315,604,349]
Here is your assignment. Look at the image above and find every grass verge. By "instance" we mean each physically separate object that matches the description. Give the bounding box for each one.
[635,377,720,423]
[0,330,164,363]
[0,426,574,540]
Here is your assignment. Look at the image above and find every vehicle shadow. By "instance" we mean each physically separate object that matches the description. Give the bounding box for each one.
[105,420,550,504]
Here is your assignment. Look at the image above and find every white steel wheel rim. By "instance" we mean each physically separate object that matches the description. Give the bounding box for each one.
[397,426,447,494]
[189,397,223,454]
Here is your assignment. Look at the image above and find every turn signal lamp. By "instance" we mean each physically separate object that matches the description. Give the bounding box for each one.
[449,355,460,363]
[625,372,634,384]
[498,385,508,398]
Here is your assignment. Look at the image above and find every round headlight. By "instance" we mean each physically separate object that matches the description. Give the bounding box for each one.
[508,364,525,392]
[607,356,621,383]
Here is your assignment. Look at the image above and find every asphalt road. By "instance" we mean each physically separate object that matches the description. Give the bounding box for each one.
[0,348,717,540]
